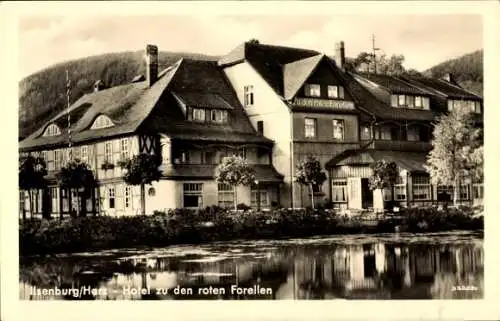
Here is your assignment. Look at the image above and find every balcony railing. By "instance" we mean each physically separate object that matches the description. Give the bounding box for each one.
[362,140,432,152]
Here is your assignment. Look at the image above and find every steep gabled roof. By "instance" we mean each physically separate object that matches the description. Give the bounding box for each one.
[20,61,181,151]
[219,41,320,97]
[20,57,271,151]
[402,76,482,100]
[283,54,324,100]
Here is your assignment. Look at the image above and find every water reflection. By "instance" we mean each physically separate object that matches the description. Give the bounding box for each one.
[19,232,483,300]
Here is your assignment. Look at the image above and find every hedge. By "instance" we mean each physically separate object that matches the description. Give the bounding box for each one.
[19,206,483,255]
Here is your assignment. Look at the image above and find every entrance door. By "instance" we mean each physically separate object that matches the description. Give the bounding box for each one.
[347,177,362,209]
[361,178,373,209]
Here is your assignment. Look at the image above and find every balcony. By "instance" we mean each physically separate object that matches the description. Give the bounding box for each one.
[363,140,432,152]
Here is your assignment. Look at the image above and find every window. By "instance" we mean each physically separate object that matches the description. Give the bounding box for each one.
[437,183,470,201]
[202,151,215,165]
[104,141,113,163]
[474,101,481,114]
[43,124,61,137]
[407,126,419,141]
[422,97,430,110]
[398,95,406,106]
[251,187,268,208]
[45,151,54,171]
[179,151,190,164]
[394,176,406,200]
[81,146,88,163]
[304,84,321,97]
[108,187,115,209]
[188,108,205,122]
[361,125,371,140]
[331,179,347,202]
[407,95,415,108]
[148,187,156,196]
[327,85,344,99]
[305,118,316,138]
[412,175,431,200]
[120,138,129,160]
[73,147,81,160]
[391,95,398,107]
[54,150,62,170]
[473,182,484,199]
[183,183,203,208]
[210,110,228,124]
[244,85,254,107]
[415,96,422,108]
[125,186,131,208]
[257,121,264,135]
[218,183,234,208]
[91,115,114,129]
[332,119,345,140]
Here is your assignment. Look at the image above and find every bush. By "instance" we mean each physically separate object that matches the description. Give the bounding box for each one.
[19,206,482,255]
[236,203,251,211]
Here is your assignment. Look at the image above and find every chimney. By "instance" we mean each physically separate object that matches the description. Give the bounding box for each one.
[335,41,345,71]
[93,80,105,92]
[441,73,457,85]
[145,44,158,87]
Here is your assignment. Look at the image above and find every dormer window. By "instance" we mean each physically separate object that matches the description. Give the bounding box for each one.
[91,115,114,129]
[43,124,61,137]
[448,99,481,114]
[210,109,228,124]
[304,84,321,97]
[391,94,430,110]
[327,85,345,99]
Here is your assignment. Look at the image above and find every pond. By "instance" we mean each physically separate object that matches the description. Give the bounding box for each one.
[19,231,483,300]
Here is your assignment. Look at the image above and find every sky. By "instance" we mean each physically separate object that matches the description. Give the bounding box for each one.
[18,14,482,79]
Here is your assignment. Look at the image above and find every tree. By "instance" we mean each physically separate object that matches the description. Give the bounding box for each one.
[369,160,399,212]
[122,153,162,215]
[295,156,327,210]
[19,155,47,220]
[56,159,97,218]
[215,155,256,211]
[425,106,483,205]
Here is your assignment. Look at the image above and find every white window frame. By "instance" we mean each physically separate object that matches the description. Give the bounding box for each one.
[43,124,61,137]
[81,146,89,164]
[125,186,131,208]
[415,96,422,108]
[108,187,116,209]
[104,141,113,163]
[244,85,254,107]
[192,108,205,122]
[305,84,321,97]
[332,119,345,140]
[328,85,339,98]
[91,115,114,129]
[398,95,406,107]
[250,187,269,208]
[120,138,129,161]
[391,95,398,107]
[394,176,406,200]
[412,175,431,200]
[331,179,347,202]
[473,182,484,199]
[54,150,61,170]
[218,183,234,208]
[183,183,203,208]
[305,118,316,138]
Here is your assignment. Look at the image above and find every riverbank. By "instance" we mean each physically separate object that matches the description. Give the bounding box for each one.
[19,207,483,256]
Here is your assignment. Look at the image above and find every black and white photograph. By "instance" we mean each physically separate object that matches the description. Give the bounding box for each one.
[2,1,499,320]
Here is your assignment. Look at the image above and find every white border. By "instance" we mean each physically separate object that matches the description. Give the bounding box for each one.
[1,1,499,321]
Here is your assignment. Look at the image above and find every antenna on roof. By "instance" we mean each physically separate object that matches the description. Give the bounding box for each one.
[371,34,380,74]
[66,69,73,161]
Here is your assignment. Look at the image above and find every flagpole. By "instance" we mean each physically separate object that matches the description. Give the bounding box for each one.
[66,70,72,161]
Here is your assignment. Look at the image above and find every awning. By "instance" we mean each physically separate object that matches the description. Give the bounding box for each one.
[327,149,428,173]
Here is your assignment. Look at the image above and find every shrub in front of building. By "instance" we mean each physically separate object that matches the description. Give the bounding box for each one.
[19,207,483,255]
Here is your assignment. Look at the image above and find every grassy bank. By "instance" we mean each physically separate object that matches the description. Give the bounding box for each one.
[19,207,483,256]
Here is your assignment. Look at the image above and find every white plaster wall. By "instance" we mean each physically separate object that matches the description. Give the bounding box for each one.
[223,62,293,206]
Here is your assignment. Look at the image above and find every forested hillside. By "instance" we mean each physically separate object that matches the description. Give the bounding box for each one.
[424,50,483,97]
[19,51,218,140]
